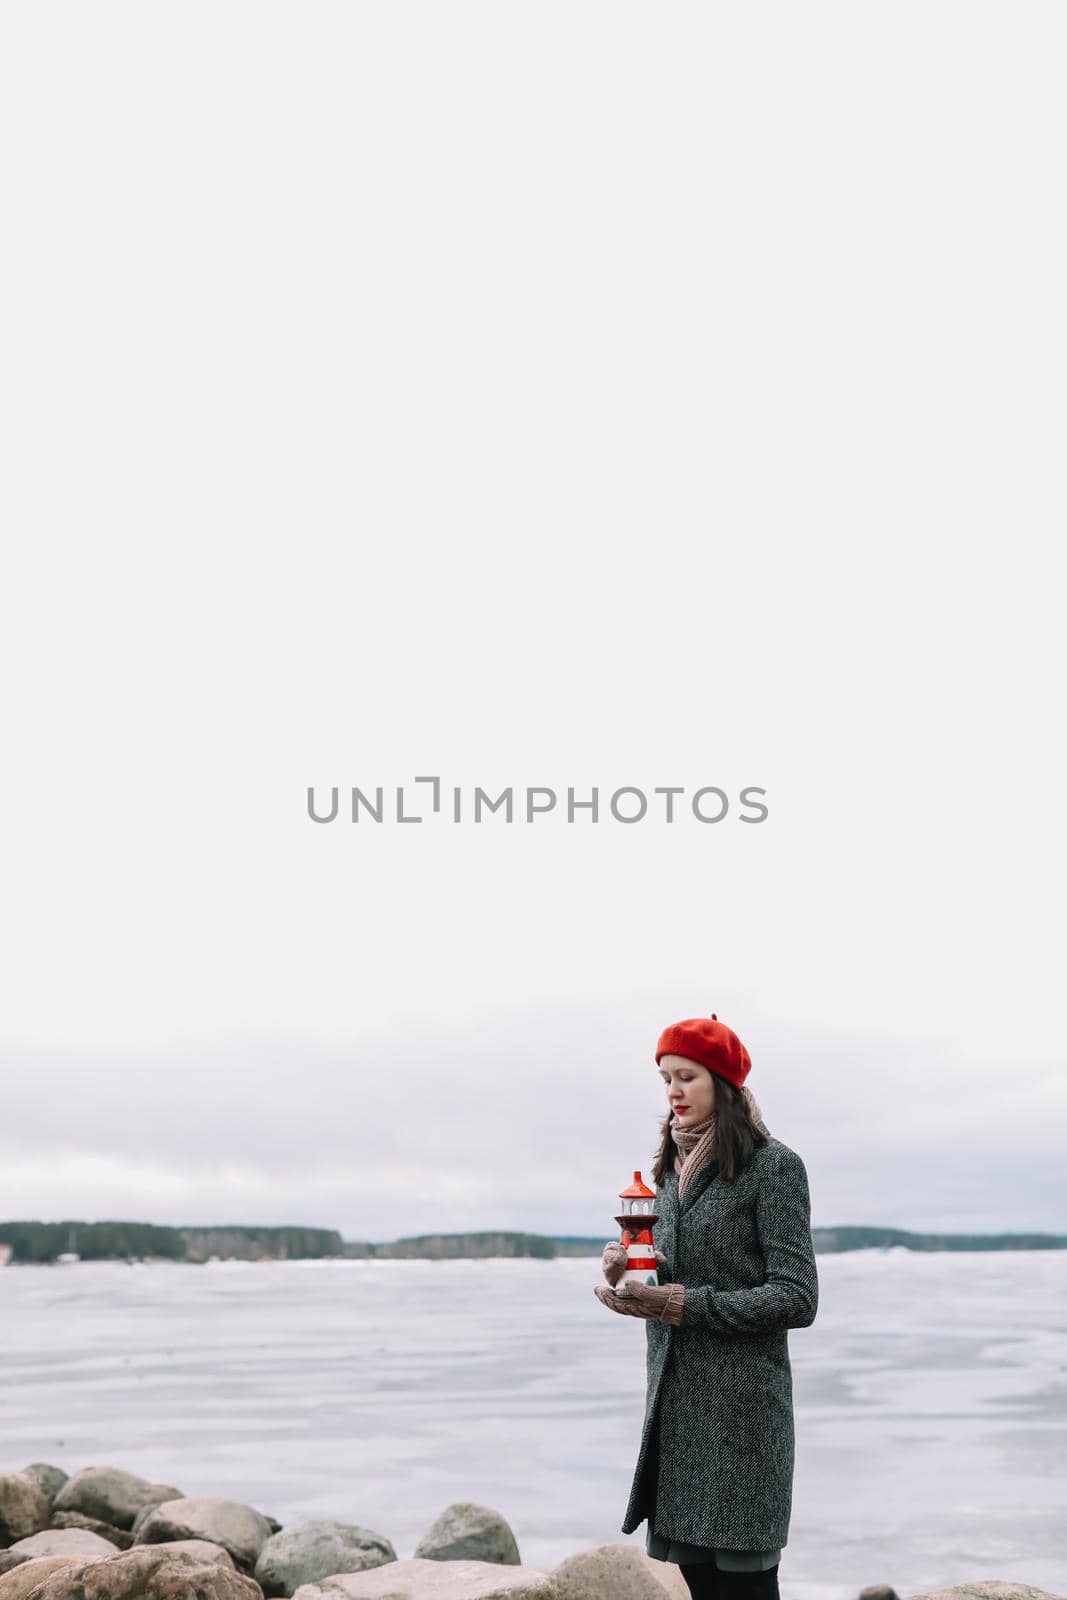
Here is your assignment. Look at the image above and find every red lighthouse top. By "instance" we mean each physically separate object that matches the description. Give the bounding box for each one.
[619,1169,656,1199]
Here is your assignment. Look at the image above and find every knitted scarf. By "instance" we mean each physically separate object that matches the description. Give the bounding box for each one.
[671,1083,767,1200]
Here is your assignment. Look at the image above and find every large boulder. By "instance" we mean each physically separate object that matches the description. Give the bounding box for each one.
[19,1467,69,1506]
[3,1530,120,1563]
[131,1505,276,1547]
[292,1561,557,1599]
[53,1469,182,1532]
[50,1514,132,1550]
[135,1497,274,1573]
[155,1542,236,1569]
[908,1588,1066,1600]
[413,1504,520,1566]
[553,1544,690,1598]
[22,1544,263,1600]
[0,1556,85,1600]
[255,1523,395,1596]
[0,1474,53,1544]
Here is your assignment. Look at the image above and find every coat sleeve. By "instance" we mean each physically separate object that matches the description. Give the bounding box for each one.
[678,1144,819,1335]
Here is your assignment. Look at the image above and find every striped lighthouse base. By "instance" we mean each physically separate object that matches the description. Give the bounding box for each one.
[616,1265,660,1294]
[616,1237,659,1295]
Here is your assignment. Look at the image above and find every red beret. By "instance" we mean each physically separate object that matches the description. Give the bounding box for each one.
[655,1012,752,1090]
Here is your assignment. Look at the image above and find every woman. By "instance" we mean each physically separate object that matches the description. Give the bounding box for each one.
[594,1013,819,1600]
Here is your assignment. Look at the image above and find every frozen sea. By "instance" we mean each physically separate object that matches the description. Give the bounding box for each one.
[1,1251,1065,1600]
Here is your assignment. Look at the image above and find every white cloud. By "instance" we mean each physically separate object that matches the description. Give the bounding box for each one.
[2,1007,1063,1235]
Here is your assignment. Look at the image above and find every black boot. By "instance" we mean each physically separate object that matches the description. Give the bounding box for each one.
[714,1562,781,1600]
[679,1563,722,1600]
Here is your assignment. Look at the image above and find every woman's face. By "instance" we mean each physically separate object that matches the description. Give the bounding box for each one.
[658,1054,716,1124]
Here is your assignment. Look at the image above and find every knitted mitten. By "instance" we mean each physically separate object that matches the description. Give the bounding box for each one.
[594,1278,686,1325]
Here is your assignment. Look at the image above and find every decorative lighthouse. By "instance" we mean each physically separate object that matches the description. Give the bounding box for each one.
[614,1170,660,1295]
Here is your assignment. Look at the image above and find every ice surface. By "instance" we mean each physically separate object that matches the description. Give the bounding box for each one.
[1,1251,1065,1599]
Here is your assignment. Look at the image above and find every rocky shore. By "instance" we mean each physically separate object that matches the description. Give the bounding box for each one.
[0,1463,1059,1600]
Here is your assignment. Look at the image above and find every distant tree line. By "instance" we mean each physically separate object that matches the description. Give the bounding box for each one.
[0,1221,343,1263]
[2,1220,1064,1265]
[343,1230,556,1259]
[0,1220,186,1263]
[810,1225,1067,1252]
[0,1223,554,1263]
[181,1226,345,1261]
[553,1228,1067,1254]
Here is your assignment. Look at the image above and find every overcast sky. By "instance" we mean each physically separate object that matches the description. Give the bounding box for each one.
[1,4,1064,1239]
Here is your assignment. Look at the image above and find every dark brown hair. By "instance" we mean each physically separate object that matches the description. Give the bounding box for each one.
[651,1071,769,1185]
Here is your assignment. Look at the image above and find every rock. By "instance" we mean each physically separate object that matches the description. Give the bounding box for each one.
[53,1468,182,1531]
[292,1560,557,1599]
[3,1529,120,1563]
[18,1467,69,1506]
[155,1541,236,1569]
[0,1556,87,1600]
[23,1544,263,1600]
[553,1543,691,1597]
[255,1522,396,1596]
[859,1588,898,1600]
[413,1504,520,1566]
[0,1474,53,1544]
[130,1501,230,1540]
[50,1513,133,1549]
[908,1588,1065,1600]
[130,1503,157,1537]
[134,1496,275,1573]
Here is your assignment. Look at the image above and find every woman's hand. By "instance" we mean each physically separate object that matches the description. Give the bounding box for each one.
[594,1278,684,1324]
[601,1241,628,1285]
[595,1244,684,1324]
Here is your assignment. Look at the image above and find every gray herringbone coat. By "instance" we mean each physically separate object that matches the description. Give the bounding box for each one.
[621,1130,819,1551]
